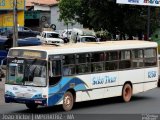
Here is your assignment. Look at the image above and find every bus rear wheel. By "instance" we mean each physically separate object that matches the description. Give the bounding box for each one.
[63,91,74,111]
[122,83,132,102]
[26,103,38,109]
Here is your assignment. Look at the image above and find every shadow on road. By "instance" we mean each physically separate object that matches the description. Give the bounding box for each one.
[12,95,152,114]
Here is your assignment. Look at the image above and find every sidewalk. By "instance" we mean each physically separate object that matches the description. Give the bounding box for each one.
[0,78,5,105]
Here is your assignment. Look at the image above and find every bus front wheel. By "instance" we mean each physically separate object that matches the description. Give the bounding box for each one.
[26,103,38,109]
[63,91,74,111]
[122,83,132,102]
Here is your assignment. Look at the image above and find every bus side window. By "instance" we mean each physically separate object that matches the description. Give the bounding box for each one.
[132,49,144,68]
[63,55,76,76]
[63,66,71,76]
[105,51,118,71]
[91,52,104,72]
[144,48,157,66]
[76,53,90,74]
[119,50,131,69]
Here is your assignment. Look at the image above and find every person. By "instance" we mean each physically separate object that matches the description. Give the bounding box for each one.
[5,33,13,50]
[75,33,79,43]
[63,66,71,76]
[144,34,147,40]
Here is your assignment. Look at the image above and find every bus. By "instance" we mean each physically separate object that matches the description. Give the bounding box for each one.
[5,40,158,111]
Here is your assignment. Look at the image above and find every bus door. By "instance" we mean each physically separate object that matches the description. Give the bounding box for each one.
[48,58,63,106]
[49,59,62,86]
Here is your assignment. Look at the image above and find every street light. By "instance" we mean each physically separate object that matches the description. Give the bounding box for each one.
[13,0,18,47]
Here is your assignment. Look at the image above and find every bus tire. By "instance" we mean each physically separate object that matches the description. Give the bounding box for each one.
[158,80,160,87]
[122,83,132,102]
[63,91,74,111]
[26,103,38,109]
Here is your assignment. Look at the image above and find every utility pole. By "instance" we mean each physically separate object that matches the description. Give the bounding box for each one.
[13,0,18,47]
[147,6,150,40]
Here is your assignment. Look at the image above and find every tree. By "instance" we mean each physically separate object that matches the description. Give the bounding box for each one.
[58,0,159,37]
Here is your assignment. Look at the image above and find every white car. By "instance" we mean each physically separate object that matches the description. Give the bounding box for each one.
[40,31,64,44]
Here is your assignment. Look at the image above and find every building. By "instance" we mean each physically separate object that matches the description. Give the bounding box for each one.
[25,0,82,31]
[0,0,25,32]
[25,0,55,31]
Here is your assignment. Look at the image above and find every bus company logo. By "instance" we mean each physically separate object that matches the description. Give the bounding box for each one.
[148,71,156,78]
[92,75,117,85]
[128,0,139,3]
[144,0,159,4]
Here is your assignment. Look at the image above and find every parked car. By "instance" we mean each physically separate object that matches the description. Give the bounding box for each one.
[0,30,40,39]
[77,36,97,43]
[40,31,64,44]
[18,37,42,46]
[0,30,42,66]
[71,28,96,43]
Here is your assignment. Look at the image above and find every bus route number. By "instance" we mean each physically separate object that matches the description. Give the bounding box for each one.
[148,71,156,78]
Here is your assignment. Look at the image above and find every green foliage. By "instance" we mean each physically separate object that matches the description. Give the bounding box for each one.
[58,0,82,24]
[96,30,112,40]
[58,0,160,36]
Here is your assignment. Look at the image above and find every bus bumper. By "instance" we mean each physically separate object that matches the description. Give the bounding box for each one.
[5,95,47,106]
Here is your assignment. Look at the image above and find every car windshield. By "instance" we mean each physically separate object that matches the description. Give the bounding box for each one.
[81,37,96,42]
[47,33,59,38]
[6,58,47,87]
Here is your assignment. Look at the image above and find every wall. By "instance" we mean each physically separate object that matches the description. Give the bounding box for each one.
[34,5,50,11]
[50,5,83,30]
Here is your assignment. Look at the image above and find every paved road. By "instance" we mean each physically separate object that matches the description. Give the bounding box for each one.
[0,87,160,114]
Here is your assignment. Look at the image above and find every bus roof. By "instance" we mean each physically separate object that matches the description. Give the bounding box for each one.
[11,40,157,55]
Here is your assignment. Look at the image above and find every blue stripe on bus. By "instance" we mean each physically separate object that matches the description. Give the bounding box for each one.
[48,77,87,106]
[48,78,71,94]
[74,83,86,91]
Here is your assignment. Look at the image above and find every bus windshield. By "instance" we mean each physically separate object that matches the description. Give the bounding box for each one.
[6,58,47,87]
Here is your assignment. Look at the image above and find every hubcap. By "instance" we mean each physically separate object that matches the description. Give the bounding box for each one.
[64,95,71,107]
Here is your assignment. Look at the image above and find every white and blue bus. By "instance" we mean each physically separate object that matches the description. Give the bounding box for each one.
[5,40,158,111]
